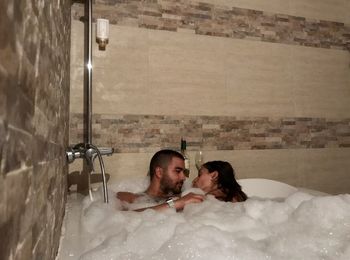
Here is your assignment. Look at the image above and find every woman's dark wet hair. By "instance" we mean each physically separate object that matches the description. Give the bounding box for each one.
[202,161,247,202]
[149,149,184,180]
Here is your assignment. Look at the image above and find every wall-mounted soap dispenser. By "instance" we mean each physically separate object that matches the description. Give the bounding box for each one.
[96,18,109,50]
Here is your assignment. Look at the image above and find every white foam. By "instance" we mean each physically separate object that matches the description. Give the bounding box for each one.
[181,187,206,196]
[58,178,350,260]
[109,176,150,194]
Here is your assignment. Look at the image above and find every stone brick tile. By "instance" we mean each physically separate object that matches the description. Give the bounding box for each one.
[70,114,350,153]
[72,1,350,50]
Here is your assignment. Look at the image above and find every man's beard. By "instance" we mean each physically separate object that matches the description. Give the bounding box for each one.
[160,173,183,195]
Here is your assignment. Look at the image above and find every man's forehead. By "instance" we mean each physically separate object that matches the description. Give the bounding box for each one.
[169,157,185,166]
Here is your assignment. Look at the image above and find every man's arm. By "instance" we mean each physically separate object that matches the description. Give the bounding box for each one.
[116,191,140,203]
[135,192,205,212]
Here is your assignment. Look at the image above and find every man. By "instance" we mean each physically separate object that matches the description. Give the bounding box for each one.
[116,149,204,211]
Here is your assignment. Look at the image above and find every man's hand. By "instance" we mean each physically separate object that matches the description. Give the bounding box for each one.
[117,191,205,212]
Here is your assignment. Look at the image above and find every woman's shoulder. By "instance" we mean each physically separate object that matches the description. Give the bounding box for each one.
[232,192,248,202]
[207,189,247,203]
[207,189,226,201]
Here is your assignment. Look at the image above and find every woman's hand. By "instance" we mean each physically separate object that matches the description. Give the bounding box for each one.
[174,192,205,210]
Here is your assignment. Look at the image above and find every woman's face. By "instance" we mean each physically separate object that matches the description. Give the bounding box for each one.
[192,167,216,192]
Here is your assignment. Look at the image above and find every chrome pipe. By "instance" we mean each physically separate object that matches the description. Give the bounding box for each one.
[89,144,109,203]
[84,0,93,144]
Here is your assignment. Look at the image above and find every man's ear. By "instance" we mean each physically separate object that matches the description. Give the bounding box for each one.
[155,166,163,179]
[211,171,219,182]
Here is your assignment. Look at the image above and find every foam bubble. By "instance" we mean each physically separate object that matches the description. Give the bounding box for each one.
[181,187,206,196]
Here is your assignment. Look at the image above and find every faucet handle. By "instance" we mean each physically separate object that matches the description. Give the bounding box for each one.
[95,147,114,156]
[85,146,114,171]
[85,147,114,160]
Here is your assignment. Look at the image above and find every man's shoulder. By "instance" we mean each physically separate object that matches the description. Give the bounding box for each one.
[116,191,141,203]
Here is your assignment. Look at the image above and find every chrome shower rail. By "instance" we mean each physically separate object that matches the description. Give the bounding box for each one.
[84,0,93,144]
[66,0,112,203]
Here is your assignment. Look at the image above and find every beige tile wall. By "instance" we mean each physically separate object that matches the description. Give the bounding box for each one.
[71,21,350,119]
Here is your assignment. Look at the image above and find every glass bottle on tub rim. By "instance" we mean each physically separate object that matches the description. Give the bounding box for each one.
[181,138,190,177]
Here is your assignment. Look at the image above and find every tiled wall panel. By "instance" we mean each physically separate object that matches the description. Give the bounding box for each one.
[198,0,350,24]
[0,1,70,259]
[70,114,350,153]
[70,23,350,118]
[72,1,350,50]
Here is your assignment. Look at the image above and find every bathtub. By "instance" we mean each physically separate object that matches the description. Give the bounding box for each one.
[57,178,350,260]
[237,178,328,199]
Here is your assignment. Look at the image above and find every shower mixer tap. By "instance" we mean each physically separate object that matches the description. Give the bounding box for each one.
[66,143,113,203]
[66,144,114,164]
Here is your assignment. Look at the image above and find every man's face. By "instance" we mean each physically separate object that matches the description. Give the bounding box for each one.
[160,157,186,195]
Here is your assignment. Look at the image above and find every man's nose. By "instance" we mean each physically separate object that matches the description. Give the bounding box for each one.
[180,171,186,180]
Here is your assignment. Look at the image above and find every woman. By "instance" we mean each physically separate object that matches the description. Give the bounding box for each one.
[192,161,247,202]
